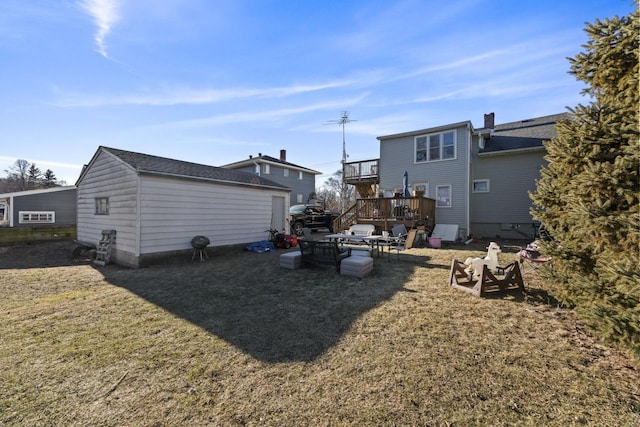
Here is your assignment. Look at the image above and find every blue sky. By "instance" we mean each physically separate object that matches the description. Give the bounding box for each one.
[0,0,635,186]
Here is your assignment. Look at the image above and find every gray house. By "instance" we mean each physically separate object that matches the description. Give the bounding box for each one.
[372,112,567,240]
[0,186,77,228]
[76,147,290,267]
[221,150,321,206]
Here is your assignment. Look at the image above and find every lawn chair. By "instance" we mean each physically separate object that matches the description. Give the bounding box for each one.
[301,227,328,243]
[385,224,416,260]
[517,241,552,278]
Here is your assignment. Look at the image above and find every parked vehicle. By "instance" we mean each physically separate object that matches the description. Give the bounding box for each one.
[289,204,339,236]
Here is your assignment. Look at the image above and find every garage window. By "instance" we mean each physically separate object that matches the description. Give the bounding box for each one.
[19,211,55,224]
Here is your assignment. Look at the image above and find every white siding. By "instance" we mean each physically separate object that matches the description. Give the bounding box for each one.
[76,151,139,254]
[138,176,289,254]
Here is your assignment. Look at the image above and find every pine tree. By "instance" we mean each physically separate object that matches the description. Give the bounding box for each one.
[43,169,57,188]
[27,163,42,190]
[531,11,639,356]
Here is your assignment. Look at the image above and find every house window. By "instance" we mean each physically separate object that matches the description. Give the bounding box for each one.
[416,130,456,162]
[436,185,451,208]
[263,164,270,174]
[296,194,303,203]
[298,171,303,180]
[284,168,289,177]
[95,197,109,215]
[255,164,260,175]
[19,211,55,224]
[0,200,7,225]
[413,182,428,196]
[473,179,490,193]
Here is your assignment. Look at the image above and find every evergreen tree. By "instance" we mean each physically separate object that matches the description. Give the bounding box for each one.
[43,169,57,188]
[27,163,42,189]
[531,11,639,356]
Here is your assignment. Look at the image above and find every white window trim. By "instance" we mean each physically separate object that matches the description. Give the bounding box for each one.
[296,194,303,203]
[0,200,7,225]
[473,179,490,193]
[95,197,109,215]
[19,211,55,224]
[436,185,452,208]
[415,130,457,163]
[298,171,303,180]
[284,168,289,177]
[263,164,270,174]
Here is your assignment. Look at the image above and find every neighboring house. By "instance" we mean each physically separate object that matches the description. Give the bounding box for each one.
[370,112,567,240]
[221,150,321,205]
[0,186,77,228]
[76,147,290,267]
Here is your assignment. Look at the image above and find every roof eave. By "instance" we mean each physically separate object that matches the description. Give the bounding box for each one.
[478,146,546,157]
[377,121,473,141]
[137,169,291,191]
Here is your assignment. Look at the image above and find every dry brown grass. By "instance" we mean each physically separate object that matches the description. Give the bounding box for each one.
[1,239,638,426]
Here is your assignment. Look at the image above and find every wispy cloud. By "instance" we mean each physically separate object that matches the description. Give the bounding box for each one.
[55,79,356,107]
[78,0,120,58]
[149,96,367,131]
[0,156,83,171]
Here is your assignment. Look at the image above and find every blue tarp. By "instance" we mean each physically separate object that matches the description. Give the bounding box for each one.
[245,240,275,253]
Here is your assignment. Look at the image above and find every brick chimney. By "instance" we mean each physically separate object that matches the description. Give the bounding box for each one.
[280,149,286,162]
[484,112,495,129]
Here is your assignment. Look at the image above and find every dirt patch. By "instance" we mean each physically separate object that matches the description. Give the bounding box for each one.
[0,240,91,269]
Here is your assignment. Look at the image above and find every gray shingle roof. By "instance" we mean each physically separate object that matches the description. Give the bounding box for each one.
[481,113,569,153]
[221,154,321,174]
[101,147,289,190]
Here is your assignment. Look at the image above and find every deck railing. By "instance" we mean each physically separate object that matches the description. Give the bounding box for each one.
[343,159,379,182]
[333,196,435,233]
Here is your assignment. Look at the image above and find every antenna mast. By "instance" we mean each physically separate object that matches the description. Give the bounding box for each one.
[326,111,356,165]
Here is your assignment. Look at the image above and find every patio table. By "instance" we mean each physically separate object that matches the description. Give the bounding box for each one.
[326,234,383,258]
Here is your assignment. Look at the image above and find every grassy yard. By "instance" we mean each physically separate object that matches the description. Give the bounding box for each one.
[0,240,638,426]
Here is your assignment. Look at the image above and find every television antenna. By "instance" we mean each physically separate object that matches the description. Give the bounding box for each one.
[325,111,356,165]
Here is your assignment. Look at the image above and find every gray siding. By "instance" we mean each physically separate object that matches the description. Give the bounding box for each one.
[12,188,77,227]
[470,149,546,239]
[76,150,139,256]
[379,124,471,232]
[232,164,315,204]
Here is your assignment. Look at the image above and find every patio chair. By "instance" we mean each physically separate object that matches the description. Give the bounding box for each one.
[301,227,329,243]
[385,224,415,260]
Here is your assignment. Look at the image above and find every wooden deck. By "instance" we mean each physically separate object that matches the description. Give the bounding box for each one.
[333,196,435,234]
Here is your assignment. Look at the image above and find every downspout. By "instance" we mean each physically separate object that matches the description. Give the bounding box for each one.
[253,161,261,176]
[466,123,472,239]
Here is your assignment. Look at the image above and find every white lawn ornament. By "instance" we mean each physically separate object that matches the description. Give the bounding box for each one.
[464,242,502,280]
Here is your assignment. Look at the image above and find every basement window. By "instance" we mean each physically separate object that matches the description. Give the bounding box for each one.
[95,197,109,215]
[473,179,490,193]
[19,211,55,224]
